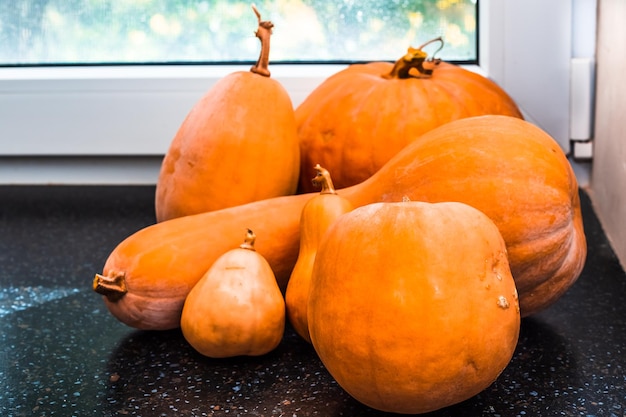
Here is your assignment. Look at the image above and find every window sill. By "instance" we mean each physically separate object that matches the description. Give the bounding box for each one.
[0,63,483,185]
[0,64,353,157]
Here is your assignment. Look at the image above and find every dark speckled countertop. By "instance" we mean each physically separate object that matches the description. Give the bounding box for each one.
[0,185,625,416]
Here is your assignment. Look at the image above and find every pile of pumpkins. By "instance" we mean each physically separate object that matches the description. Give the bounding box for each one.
[93,7,586,415]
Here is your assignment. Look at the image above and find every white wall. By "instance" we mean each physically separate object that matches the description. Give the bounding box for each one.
[481,0,573,151]
[589,0,626,269]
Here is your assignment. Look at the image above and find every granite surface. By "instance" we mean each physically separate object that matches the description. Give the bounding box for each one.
[0,185,625,416]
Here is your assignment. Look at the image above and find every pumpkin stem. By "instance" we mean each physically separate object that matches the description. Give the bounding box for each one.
[384,36,444,80]
[312,164,337,195]
[93,272,127,302]
[240,228,257,251]
[250,4,274,77]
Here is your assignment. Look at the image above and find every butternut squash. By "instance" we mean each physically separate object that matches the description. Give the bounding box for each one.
[94,115,586,330]
[285,165,353,343]
[154,5,300,222]
[94,193,310,330]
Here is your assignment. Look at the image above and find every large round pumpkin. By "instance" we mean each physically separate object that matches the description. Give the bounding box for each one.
[308,200,521,414]
[296,40,523,192]
[341,115,586,317]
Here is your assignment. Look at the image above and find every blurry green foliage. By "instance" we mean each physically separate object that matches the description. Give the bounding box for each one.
[0,0,476,65]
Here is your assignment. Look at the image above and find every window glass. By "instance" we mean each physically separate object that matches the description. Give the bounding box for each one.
[0,0,477,66]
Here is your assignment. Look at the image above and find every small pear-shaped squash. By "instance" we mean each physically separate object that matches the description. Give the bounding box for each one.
[180,229,285,358]
[308,200,521,414]
[155,6,300,222]
[285,165,353,343]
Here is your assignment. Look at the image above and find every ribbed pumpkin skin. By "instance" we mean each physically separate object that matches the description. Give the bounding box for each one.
[155,71,300,222]
[95,116,585,329]
[307,201,521,414]
[344,115,586,317]
[296,62,523,192]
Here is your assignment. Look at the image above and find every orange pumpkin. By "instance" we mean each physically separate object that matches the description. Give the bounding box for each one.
[180,229,285,358]
[285,165,353,343]
[94,116,585,330]
[296,38,523,192]
[154,5,300,222]
[308,200,521,414]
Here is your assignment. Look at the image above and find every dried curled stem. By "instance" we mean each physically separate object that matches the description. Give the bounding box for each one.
[93,272,127,302]
[250,4,274,77]
[240,228,257,251]
[312,164,337,195]
[385,36,444,79]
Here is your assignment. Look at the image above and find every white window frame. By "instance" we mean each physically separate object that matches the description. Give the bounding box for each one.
[0,0,596,185]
